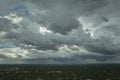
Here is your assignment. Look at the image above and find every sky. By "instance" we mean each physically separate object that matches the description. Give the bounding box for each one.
[0,0,120,64]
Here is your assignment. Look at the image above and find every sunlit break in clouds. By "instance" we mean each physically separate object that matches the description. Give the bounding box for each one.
[0,0,120,64]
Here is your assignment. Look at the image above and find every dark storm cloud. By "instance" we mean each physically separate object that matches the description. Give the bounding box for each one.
[0,18,11,32]
[5,25,59,50]
[47,16,80,34]
[0,54,8,58]
[0,0,26,15]
[27,0,107,34]
[85,44,120,55]
[28,0,107,12]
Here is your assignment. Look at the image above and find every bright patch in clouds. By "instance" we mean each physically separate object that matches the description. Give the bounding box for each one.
[77,17,96,39]
[39,26,52,35]
[0,13,23,24]
[27,45,97,58]
[0,47,29,58]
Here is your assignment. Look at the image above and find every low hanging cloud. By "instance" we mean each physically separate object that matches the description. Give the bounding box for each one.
[0,0,120,64]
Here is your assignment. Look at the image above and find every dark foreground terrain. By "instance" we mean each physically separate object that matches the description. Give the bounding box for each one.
[0,64,119,80]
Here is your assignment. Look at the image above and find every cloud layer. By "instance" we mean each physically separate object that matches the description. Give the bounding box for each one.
[0,0,120,64]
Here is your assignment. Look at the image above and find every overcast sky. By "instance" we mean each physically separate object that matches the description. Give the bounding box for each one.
[0,0,120,64]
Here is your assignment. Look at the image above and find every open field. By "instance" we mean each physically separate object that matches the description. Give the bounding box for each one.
[0,64,119,80]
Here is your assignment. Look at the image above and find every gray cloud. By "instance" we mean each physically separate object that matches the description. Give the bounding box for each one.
[0,18,12,32]
[0,0,120,63]
[27,0,107,34]
[0,54,8,58]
